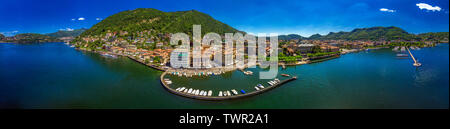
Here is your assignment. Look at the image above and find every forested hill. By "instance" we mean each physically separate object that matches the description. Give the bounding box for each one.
[79,8,242,38]
[307,26,449,42]
[0,33,62,43]
[309,26,412,40]
[46,28,88,38]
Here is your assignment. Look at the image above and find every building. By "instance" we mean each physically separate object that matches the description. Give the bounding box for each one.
[296,44,315,54]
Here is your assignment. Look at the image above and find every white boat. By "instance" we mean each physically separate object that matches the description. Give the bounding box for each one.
[208,90,212,96]
[255,87,260,90]
[227,91,231,96]
[219,91,223,96]
[188,88,193,94]
[183,89,188,93]
[231,89,238,95]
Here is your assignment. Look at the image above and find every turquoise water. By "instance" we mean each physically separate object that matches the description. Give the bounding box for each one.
[0,43,448,109]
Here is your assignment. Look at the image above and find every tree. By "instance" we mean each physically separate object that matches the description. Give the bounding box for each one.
[154,56,161,63]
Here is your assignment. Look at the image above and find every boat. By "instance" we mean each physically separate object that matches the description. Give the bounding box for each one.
[208,90,212,96]
[240,90,246,94]
[183,89,188,93]
[226,91,232,96]
[255,86,260,90]
[258,85,264,89]
[281,74,290,77]
[219,91,223,97]
[396,54,408,57]
[188,88,193,94]
[231,89,238,95]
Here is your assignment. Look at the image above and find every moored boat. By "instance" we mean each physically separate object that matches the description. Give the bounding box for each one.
[281,74,290,77]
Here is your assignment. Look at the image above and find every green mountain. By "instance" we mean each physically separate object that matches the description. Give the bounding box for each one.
[79,8,242,39]
[278,34,304,41]
[46,28,88,38]
[308,34,322,39]
[9,33,61,43]
[417,32,449,42]
[309,26,414,41]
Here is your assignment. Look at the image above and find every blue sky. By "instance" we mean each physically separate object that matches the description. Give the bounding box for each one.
[0,0,448,36]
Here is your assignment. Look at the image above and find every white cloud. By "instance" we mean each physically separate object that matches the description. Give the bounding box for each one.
[416,3,441,11]
[96,18,102,20]
[59,28,74,31]
[78,17,85,21]
[380,8,395,12]
[71,18,75,21]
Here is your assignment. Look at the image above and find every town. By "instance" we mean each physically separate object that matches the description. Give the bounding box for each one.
[70,29,443,74]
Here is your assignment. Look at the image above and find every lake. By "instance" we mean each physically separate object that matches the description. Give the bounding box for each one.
[0,43,448,109]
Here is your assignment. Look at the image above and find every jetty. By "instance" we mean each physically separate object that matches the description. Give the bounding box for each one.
[407,48,421,67]
[160,72,297,101]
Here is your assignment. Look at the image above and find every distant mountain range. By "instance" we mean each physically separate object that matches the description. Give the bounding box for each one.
[1,33,61,43]
[46,28,88,38]
[278,26,449,42]
[0,28,87,43]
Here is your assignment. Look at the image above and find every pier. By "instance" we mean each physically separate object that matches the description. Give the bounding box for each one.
[407,47,421,67]
[160,72,297,101]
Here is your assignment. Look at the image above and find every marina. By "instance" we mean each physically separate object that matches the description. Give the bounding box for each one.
[160,71,298,100]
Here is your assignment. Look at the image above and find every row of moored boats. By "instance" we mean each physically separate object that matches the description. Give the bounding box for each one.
[166,78,284,97]
[255,78,280,90]
[218,89,240,97]
[175,87,213,96]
